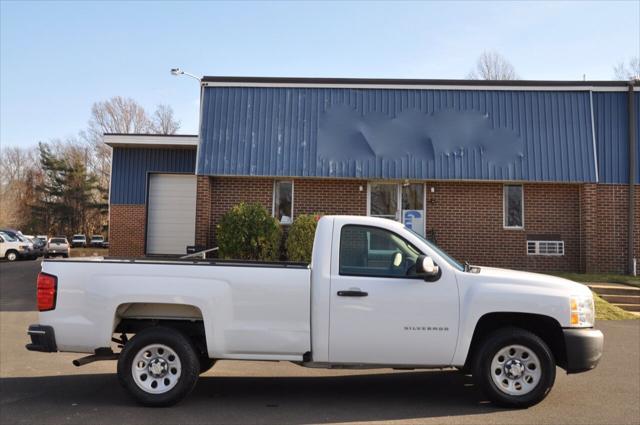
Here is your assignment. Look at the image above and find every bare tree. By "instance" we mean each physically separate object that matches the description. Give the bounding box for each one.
[82,97,181,205]
[86,96,151,142]
[151,104,181,135]
[0,145,39,229]
[613,57,640,80]
[467,50,519,80]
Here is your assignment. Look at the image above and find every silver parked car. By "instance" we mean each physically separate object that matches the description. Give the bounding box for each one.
[45,237,70,258]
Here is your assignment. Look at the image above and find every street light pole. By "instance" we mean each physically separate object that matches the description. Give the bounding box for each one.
[170,68,201,82]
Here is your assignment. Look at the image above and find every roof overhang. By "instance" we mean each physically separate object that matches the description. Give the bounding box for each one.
[201,76,640,92]
[104,134,198,148]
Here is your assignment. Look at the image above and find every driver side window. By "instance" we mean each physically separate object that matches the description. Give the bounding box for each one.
[339,225,421,278]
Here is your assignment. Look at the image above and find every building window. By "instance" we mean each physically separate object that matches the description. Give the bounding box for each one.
[369,183,398,219]
[368,182,426,235]
[503,185,524,228]
[368,183,425,219]
[527,240,564,256]
[402,183,424,211]
[273,181,293,224]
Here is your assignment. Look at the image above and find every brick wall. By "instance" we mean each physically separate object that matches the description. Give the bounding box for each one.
[111,176,638,273]
[195,176,212,248]
[207,177,367,246]
[109,204,146,257]
[294,179,367,216]
[580,184,599,273]
[426,182,581,272]
[585,184,640,274]
[209,177,274,245]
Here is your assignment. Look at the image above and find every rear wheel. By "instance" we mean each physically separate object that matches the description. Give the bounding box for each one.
[473,327,555,408]
[5,251,18,262]
[117,326,200,407]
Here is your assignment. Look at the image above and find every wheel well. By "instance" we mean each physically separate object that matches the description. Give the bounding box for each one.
[113,303,207,357]
[465,312,567,369]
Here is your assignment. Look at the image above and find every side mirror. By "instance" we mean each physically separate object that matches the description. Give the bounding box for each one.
[416,255,440,280]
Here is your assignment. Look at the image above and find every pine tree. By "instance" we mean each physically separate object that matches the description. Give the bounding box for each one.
[31,143,104,236]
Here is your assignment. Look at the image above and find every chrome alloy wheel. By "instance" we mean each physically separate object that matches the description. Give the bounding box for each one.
[131,344,182,394]
[490,344,542,396]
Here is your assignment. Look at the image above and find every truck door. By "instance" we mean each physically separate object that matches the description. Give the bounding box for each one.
[328,222,459,366]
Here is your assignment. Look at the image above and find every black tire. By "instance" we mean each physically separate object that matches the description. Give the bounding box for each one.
[199,357,216,374]
[473,327,555,408]
[117,326,200,407]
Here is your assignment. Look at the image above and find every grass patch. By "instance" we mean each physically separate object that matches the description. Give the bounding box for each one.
[69,247,109,258]
[594,294,639,320]
[552,273,640,288]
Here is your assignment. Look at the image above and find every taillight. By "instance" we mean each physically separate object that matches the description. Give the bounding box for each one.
[37,272,57,311]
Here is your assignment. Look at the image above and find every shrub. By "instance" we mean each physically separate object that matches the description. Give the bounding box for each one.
[217,203,282,261]
[286,214,321,263]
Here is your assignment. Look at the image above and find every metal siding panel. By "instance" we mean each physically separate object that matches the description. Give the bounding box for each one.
[593,92,632,183]
[110,147,196,204]
[198,87,599,181]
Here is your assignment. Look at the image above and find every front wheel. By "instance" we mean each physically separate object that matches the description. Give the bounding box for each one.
[473,327,556,408]
[117,326,200,407]
[5,251,18,262]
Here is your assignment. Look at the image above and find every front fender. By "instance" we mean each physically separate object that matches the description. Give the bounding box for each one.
[451,282,570,366]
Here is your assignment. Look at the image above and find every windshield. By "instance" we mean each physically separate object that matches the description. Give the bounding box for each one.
[73,235,85,239]
[50,238,67,244]
[0,232,17,242]
[91,236,103,240]
[404,226,465,272]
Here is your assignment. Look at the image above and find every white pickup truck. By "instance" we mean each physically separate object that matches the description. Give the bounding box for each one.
[27,216,603,408]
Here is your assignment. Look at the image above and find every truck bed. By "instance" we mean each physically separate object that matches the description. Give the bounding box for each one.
[40,257,312,360]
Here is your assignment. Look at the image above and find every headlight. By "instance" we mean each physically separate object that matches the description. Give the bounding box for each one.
[569,294,595,327]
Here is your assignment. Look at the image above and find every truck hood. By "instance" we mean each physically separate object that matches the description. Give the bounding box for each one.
[474,266,592,296]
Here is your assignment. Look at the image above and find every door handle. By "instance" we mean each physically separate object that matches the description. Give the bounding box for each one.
[337,290,368,297]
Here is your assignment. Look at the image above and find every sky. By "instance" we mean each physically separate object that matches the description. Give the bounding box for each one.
[1,0,639,148]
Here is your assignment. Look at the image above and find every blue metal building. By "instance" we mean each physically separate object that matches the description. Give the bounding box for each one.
[106,77,639,275]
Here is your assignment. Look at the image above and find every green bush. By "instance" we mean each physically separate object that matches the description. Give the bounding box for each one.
[217,203,282,261]
[286,214,321,263]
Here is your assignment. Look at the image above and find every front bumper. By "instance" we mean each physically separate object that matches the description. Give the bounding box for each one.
[26,325,57,352]
[563,328,604,373]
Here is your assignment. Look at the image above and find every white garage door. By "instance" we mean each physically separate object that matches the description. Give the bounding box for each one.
[146,174,197,255]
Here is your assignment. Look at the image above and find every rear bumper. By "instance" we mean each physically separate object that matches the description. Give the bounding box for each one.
[45,250,68,255]
[563,328,603,373]
[26,325,57,352]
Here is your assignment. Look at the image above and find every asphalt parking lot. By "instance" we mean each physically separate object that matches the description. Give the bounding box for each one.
[0,259,639,425]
